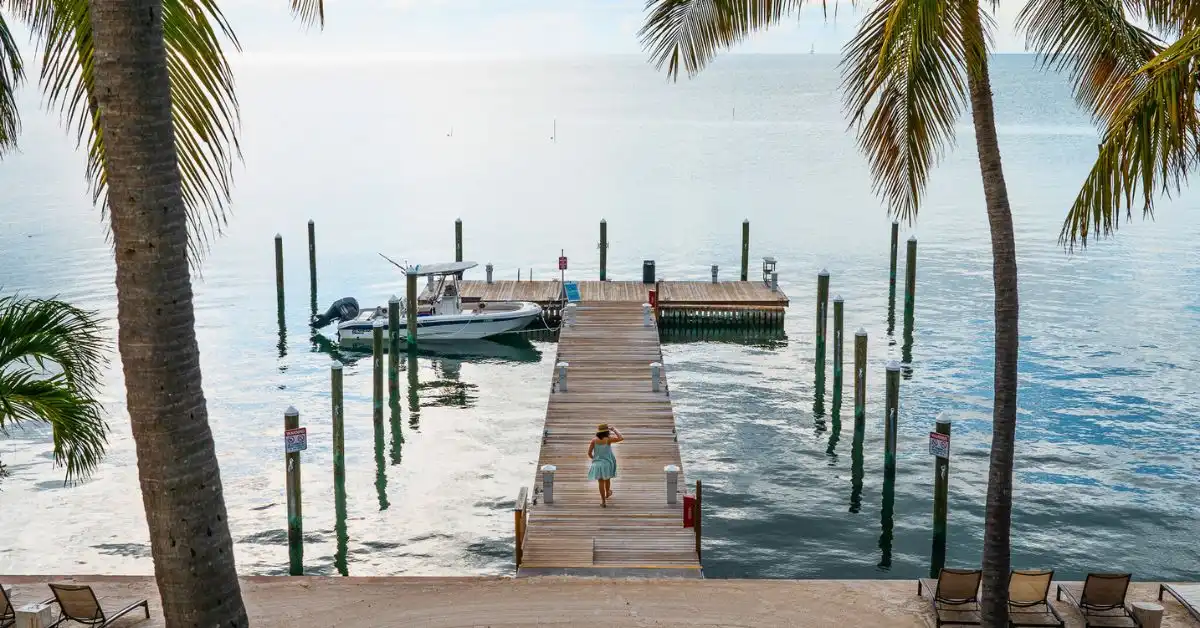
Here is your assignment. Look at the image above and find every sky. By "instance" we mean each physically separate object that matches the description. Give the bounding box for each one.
[222,0,1030,62]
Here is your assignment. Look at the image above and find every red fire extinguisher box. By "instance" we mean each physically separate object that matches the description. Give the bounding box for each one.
[648,289,658,309]
[682,494,696,528]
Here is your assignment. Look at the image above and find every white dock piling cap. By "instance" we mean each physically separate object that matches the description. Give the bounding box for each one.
[743,218,749,223]
[557,361,569,368]
[892,219,899,225]
[650,362,662,368]
[389,294,399,303]
[331,362,342,371]
[833,294,844,302]
[819,269,829,276]
[856,327,867,336]
[308,219,314,225]
[886,360,901,371]
[541,464,557,473]
[274,233,282,239]
[935,411,952,426]
[664,464,680,473]
[455,217,462,223]
[285,406,299,416]
[909,235,917,242]
[373,319,386,327]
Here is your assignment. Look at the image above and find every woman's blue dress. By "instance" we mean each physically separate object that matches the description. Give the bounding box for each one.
[588,442,617,480]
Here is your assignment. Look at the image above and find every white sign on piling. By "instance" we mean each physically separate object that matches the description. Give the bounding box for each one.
[928,431,950,459]
[285,427,308,453]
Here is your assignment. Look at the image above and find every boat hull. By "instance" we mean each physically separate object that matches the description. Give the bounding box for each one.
[337,302,542,344]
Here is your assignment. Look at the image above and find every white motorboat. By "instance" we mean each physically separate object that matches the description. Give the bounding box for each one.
[315,261,543,344]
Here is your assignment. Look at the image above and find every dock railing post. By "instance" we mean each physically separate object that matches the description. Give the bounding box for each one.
[599,219,608,281]
[740,219,750,281]
[284,406,303,575]
[486,263,493,284]
[405,272,418,345]
[664,464,679,505]
[884,361,901,474]
[833,296,844,410]
[931,413,951,578]
[541,465,556,504]
[711,265,718,284]
[650,362,662,392]
[854,328,868,422]
[556,361,568,393]
[455,218,463,262]
[643,303,653,327]
[816,269,830,386]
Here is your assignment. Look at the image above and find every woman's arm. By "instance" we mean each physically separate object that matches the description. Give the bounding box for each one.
[609,427,624,443]
[587,439,596,459]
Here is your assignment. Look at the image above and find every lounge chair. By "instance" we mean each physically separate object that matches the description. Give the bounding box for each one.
[1159,583,1200,623]
[1056,573,1138,627]
[1008,570,1064,627]
[918,568,983,626]
[46,583,149,627]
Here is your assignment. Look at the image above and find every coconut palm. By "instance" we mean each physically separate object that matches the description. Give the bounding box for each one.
[641,1,1161,625]
[0,0,322,624]
[0,294,108,480]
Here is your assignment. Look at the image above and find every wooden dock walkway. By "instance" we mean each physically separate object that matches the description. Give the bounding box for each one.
[515,301,702,577]
[433,280,788,307]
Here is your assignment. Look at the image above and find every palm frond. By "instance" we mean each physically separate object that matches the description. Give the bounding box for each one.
[842,0,973,223]
[20,0,241,266]
[290,0,325,28]
[640,0,818,79]
[1123,0,1200,35]
[1018,0,1162,123]
[1061,24,1200,246]
[0,11,25,154]
[0,293,109,480]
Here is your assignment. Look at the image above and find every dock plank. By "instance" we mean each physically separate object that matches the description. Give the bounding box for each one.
[517,301,700,577]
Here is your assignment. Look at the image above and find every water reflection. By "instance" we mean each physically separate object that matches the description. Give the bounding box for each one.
[825,409,841,459]
[878,468,896,570]
[277,297,288,361]
[309,331,356,366]
[373,418,390,511]
[389,389,404,466]
[849,416,865,513]
[901,324,915,380]
[406,351,420,430]
[333,472,349,576]
[661,327,788,348]
[812,373,826,434]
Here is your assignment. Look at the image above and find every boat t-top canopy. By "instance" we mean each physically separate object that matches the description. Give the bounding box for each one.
[405,261,478,277]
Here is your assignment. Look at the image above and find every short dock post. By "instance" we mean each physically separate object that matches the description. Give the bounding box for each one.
[486,263,494,284]
[854,328,868,421]
[643,303,653,327]
[664,464,679,505]
[541,464,556,504]
[884,361,900,473]
[888,220,899,329]
[903,236,918,336]
[816,269,830,385]
[274,233,285,307]
[556,361,568,393]
[930,413,951,578]
[599,219,608,281]
[740,219,750,281]
[832,296,844,410]
[388,297,400,395]
[284,406,303,575]
[373,320,385,428]
[454,218,463,262]
[405,272,418,344]
[565,303,577,327]
[711,265,718,284]
[650,362,662,392]
[307,220,317,315]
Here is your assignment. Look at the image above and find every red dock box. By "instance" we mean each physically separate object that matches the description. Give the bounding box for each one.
[682,494,696,528]
[648,289,658,309]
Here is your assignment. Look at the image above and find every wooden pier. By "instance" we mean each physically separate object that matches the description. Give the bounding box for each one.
[423,280,789,327]
[514,301,702,577]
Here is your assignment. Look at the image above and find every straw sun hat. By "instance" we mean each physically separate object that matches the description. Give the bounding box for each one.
[597,423,609,432]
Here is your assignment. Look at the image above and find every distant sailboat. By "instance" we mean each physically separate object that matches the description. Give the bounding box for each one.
[447,127,454,137]
[810,44,815,55]
[551,119,556,142]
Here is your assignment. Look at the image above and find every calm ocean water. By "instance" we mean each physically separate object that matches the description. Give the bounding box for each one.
[1,55,1198,580]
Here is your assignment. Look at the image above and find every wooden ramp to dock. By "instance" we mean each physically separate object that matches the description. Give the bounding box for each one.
[515,301,701,577]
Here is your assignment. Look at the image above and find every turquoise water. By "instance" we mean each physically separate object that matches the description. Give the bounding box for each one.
[1,56,1197,579]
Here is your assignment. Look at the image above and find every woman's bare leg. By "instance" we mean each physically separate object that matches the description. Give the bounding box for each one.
[597,480,606,506]
[605,479,613,499]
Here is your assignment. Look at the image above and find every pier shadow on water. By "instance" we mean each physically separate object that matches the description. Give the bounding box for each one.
[660,327,788,348]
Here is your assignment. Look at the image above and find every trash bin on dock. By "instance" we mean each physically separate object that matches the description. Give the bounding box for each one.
[642,260,656,284]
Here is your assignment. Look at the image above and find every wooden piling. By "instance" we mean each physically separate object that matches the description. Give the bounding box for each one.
[903,236,917,336]
[388,296,401,395]
[740,220,750,281]
[331,362,348,575]
[284,406,303,575]
[884,361,900,474]
[853,328,867,422]
[373,320,385,428]
[816,270,830,386]
[888,220,898,332]
[455,218,463,263]
[307,220,317,315]
[405,273,418,344]
[930,414,951,578]
[599,219,608,281]
[832,295,844,411]
[274,233,285,306]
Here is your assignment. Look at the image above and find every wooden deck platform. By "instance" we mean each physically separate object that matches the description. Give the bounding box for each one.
[515,301,701,577]
[425,280,788,307]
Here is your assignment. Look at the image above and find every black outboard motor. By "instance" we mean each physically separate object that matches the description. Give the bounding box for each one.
[312,297,360,329]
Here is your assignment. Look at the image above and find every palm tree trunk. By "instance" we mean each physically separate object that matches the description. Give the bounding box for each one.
[87,1,248,625]
[964,9,1019,628]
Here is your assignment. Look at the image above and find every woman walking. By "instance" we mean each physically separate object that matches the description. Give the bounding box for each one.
[588,423,623,507]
